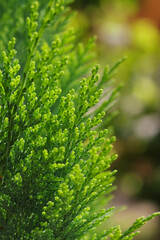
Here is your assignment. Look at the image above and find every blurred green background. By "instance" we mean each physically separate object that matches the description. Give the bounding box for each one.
[72,0,160,239]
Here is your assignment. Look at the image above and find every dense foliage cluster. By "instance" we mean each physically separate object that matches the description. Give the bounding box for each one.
[0,0,159,239]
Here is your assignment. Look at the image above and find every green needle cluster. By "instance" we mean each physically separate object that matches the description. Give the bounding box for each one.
[0,0,159,239]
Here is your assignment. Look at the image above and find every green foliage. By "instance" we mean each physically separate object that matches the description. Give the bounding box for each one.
[0,0,159,239]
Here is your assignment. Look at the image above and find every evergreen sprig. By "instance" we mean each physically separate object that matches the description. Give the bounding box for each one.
[0,0,159,239]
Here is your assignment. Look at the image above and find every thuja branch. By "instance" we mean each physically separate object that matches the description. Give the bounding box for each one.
[0,0,159,239]
[1,0,66,175]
